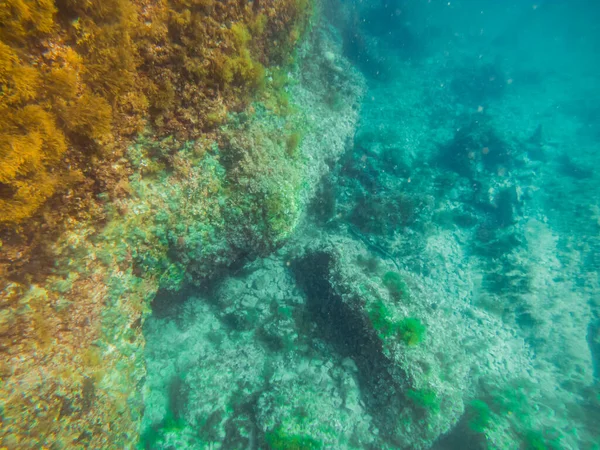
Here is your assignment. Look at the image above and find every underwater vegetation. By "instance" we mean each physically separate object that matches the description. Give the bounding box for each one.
[3,0,600,449]
[407,389,440,415]
[466,399,492,433]
[368,299,425,345]
[0,0,314,275]
[0,0,108,223]
[265,426,322,450]
[0,0,327,448]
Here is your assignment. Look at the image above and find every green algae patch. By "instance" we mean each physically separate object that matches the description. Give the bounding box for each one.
[368,299,426,345]
[407,389,441,415]
[467,399,492,433]
[265,426,322,450]
[114,100,308,289]
[397,317,426,346]
[368,298,399,339]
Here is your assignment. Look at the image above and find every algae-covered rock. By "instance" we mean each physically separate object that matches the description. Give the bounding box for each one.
[0,1,366,448]
[6,1,599,449]
[0,2,365,448]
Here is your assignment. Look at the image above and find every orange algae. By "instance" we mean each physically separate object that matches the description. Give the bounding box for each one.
[0,0,314,281]
[0,0,314,448]
[0,0,313,225]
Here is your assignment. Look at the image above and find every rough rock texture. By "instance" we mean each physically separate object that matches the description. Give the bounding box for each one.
[139,20,367,449]
[141,2,600,448]
[0,5,364,449]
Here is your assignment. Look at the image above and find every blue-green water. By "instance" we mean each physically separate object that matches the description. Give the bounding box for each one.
[142,1,600,448]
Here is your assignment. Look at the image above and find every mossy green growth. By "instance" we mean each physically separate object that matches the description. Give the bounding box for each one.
[49,273,78,294]
[397,317,426,345]
[368,299,398,339]
[262,67,295,115]
[467,399,492,433]
[368,300,426,345]
[382,271,409,301]
[265,188,299,240]
[286,130,303,158]
[138,404,187,449]
[222,105,303,251]
[265,426,322,450]
[521,430,563,450]
[407,389,440,414]
[158,263,186,292]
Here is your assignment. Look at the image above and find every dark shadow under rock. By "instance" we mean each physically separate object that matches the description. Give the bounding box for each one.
[292,249,408,439]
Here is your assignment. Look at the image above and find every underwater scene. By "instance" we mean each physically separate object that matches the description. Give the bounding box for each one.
[1,0,599,449]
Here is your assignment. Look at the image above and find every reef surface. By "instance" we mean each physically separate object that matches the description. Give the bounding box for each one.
[2,1,600,449]
[142,1,600,449]
[1,0,361,447]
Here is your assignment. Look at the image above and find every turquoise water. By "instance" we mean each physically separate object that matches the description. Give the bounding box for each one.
[141,1,600,448]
